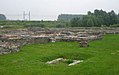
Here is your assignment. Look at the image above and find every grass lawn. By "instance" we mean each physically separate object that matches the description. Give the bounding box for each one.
[0,34,119,75]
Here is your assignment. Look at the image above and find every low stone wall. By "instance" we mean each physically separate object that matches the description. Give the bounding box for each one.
[0,45,20,55]
[53,34,102,42]
[0,36,50,55]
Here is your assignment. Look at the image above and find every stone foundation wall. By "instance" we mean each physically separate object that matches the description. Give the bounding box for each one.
[0,46,20,55]
[0,36,50,55]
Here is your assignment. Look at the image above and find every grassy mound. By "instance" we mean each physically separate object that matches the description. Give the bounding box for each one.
[0,34,119,75]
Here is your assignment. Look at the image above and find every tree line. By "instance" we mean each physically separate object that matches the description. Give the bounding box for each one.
[71,9,119,27]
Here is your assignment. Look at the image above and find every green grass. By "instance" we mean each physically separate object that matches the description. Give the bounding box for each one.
[0,34,119,75]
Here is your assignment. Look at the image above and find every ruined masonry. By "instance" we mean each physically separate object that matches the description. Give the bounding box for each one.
[1,27,118,55]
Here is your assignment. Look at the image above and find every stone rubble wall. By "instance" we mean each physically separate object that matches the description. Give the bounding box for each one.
[1,27,119,55]
[0,43,20,55]
[0,36,50,55]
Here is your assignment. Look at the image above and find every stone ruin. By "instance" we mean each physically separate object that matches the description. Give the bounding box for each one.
[0,34,50,55]
[0,29,103,55]
[79,38,89,47]
[46,58,83,66]
[0,27,119,54]
[0,42,20,55]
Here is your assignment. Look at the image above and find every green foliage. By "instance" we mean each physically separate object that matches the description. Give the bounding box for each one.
[110,24,119,27]
[56,23,65,28]
[71,9,119,27]
[87,18,94,27]
[64,59,73,64]
[0,21,68,28]
[71,17,81,27]
[0,14,6,20]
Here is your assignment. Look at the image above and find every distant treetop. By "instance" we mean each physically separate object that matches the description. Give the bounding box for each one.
[70,9,119,27]
[0,14,6,20]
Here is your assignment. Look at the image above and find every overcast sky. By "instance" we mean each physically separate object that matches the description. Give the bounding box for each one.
[0,0,119,20]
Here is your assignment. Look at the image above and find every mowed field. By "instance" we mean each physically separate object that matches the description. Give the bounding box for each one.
[0,35,119,75]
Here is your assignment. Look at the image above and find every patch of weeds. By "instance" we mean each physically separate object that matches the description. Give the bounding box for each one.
[63,59,74,64]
